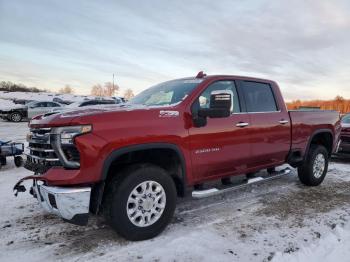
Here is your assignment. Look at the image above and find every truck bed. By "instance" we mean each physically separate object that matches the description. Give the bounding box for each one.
[289,110,341,156]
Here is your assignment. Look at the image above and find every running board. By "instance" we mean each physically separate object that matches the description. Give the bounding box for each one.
[192,168,292,199]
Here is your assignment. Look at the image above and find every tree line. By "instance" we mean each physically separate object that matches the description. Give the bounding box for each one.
[287,96,350,114]
[0,81,46,92]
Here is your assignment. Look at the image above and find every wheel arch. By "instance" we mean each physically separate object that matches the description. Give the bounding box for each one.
[91,143,187,214]
[304,129,334,159]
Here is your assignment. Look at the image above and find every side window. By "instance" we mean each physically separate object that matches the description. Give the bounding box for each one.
[36,102,47,108]
[198,81,240,113]
[342,114,350,124]
[80,101,92,107]
[47,102,60,107]
[242,81,278,112]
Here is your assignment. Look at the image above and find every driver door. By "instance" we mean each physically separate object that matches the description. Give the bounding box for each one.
[188,80,251,181]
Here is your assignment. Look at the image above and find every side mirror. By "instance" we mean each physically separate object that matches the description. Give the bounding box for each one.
[198,90,232,118]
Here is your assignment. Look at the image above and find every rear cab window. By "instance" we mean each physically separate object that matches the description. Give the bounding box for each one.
[241,81,278,112]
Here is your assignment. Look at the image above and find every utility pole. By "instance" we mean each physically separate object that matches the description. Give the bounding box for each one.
[113,74,115,91]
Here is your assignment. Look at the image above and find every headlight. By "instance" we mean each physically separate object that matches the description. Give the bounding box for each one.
[50,125,92,169]
[51,125,92,145]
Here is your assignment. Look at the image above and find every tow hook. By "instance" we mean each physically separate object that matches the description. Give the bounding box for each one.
[13,174,47,197]
[13,183,26,197]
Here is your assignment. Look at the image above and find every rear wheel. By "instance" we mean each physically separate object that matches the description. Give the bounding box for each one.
[14,156,23,167]
[103,164,177,241]
[298,145,329,186]
[10,112,22,122]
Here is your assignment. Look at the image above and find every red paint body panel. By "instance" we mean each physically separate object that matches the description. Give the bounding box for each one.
[289,110,341,155]
[28,75,341,188]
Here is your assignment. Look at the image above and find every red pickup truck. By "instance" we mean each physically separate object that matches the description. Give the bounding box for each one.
[15,72,341,240]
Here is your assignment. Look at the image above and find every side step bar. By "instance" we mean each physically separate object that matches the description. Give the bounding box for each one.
[192,168,292,199]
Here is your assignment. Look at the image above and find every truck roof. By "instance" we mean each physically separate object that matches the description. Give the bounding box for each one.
[186,71,277,84]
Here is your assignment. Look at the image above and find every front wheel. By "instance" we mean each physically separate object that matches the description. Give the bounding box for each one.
[10,112,22,122]
[103,164,177,241]
[298,145,329,186]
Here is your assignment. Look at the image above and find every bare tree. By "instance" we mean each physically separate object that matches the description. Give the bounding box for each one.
[90,84,104,96]
[59,85,74,94]
[91,82,120,97]
[124,88,135,100]
[104,82,119,96]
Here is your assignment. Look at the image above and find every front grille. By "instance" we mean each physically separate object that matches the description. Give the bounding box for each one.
[26,128,61,173]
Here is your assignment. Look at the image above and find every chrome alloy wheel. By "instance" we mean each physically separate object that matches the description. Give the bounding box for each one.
[11,113,21,122]
[313,153,326,178]
[126,181,166,227]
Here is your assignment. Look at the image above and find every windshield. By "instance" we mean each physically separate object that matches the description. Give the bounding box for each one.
[342,114,350,124]
[129,79,202,106]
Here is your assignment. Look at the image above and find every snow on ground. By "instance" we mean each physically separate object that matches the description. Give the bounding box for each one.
[273,223,350,262]
[0,120,350,262]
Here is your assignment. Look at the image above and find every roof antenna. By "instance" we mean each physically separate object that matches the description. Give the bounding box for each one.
[196,71,206,79]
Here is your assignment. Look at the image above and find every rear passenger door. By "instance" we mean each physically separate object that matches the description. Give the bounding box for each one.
[238,80,291,168]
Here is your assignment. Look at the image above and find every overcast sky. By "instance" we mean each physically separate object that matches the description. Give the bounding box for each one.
[0,0,350,100]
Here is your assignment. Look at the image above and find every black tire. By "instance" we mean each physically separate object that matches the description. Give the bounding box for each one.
[267,167,276,174]
[0,156,6,166]
[14,156,23,167]
[10,112,22,122]
[103,164,177,241]
[298,145,329,186]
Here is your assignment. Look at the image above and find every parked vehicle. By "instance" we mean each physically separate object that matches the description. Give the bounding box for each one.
[0,101,63,122]
[0,141,24,169]
[14,72,341,241]
[51,99,117,112]
[335,113,350,155]
[12,99,34,105]
[53,97,73,105]
[112,96,126,103]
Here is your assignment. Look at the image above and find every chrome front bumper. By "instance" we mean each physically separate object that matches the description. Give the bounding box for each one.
[33,182,91,225]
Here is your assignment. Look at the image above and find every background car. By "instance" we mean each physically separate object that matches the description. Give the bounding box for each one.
[336,113,350,155]
[0,101,62,122]
[53,97,73,105]
[112,96,126,103]
[51,99,118,112]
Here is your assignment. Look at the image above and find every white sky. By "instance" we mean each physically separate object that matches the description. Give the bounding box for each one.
[1,0,350,101]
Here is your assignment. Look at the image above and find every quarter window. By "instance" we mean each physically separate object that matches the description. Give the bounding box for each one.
[242,81,278,112]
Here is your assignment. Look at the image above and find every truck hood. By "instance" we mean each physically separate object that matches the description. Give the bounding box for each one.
[30,104,171,127]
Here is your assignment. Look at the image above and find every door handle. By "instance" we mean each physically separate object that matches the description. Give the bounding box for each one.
[236,122,249,127]
[279,119,289,125]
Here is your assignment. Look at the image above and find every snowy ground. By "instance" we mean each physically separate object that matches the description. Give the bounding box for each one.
[0,121,350,262]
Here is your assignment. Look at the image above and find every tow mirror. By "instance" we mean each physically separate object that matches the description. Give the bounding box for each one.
[198,90,232,118]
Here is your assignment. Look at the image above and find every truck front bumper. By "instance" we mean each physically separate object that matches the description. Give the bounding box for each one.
[33,182,91,225]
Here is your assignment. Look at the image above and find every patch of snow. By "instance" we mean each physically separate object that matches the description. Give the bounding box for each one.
[274,224,350,262]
